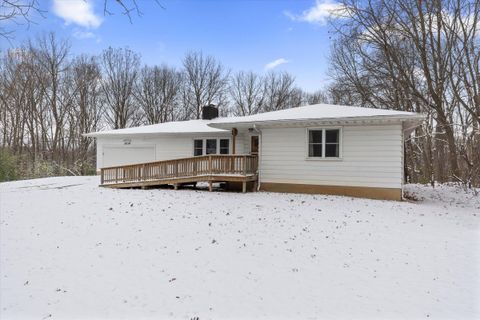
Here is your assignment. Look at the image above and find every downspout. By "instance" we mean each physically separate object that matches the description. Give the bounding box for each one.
[253,124,262,191]
[401,122,405,200]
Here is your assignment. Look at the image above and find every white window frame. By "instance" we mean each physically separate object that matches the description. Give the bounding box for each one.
[192,137,231,156]
[305,127,343,160]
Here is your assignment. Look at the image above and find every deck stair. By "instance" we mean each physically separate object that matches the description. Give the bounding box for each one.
[100,154,258,192]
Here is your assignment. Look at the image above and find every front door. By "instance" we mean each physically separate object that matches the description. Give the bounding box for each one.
[250,136,259,155]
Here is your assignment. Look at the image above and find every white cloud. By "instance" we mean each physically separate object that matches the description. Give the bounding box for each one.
[72,30,95,39]
[52,0,102,28]
[285,0,346,25]
[264,58,289,70]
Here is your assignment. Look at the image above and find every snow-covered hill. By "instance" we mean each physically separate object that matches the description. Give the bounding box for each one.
[1,176,479,319]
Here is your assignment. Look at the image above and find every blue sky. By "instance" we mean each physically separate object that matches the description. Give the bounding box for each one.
[3,0,344,92]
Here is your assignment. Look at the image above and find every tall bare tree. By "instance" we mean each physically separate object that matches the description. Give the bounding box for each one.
[261,71,298,112]
[101,47,140,129]
[70,55,103,174]
[229,71,264,116]
[29,33,73,167]
[135,65,183,124]
[182,51,229,119]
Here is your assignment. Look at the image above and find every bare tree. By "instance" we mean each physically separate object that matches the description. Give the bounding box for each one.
[0,51,26,152]
[261,71,298,112]
[182,51,229,119]
[135,65,183,124]
[0,0,43,40]
[229,71,264,116]
[29,33,73,167]
[101,47,140,129]
[304,90,329,105]
[0,46,45,165]
[103,0,164,22]
[70,55,103,174]
[329,0,480,186]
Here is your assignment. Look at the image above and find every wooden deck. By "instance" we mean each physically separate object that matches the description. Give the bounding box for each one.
[100,154,258,192]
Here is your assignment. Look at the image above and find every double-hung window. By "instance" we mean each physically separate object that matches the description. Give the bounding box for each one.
[307,128,341,159]
[194,139,203,156]
[219,139,230,154]
[206,139,217,154]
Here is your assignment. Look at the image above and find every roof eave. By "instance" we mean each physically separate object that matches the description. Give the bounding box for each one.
[208,114,426,129]
[83,130,229,138]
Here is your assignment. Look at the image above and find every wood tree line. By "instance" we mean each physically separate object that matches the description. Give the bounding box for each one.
[328,0,479,187]
[0,33,321,177]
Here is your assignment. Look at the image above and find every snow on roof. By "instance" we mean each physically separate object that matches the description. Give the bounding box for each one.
[84,104,424,137]
[208,104,424,128]
[84,119,227,137]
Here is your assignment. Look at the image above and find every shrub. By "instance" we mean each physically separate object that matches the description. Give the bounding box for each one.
[0,149,18,182]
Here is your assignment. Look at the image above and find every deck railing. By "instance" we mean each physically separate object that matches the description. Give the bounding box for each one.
[100,154,258,185]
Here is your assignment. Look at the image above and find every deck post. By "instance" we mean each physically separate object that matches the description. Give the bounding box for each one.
[231,128,238,154]
[174,183,178,190]
[100,169,104,184]
[208,155,212,175]
[208,180,213,192]
[242,181,246,193]
[243,155,247,175]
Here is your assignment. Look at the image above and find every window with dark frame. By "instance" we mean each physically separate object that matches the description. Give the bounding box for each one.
[219,139,230,154]
[194,139,203,156]
[206,139,217,154]
[308,129,340,158]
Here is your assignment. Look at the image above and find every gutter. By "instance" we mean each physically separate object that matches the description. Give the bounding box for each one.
[82,130,230,139]
[208,114,426,129]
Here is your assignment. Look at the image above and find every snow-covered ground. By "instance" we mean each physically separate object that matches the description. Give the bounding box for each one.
[1,176,479,320]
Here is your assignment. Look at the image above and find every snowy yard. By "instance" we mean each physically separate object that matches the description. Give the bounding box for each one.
[1,176,479,320]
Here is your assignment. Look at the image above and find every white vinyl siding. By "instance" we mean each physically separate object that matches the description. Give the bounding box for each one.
[102,146,155,168]
[260,124,403,189]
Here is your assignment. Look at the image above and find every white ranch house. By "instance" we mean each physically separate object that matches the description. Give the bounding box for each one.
[85,104,424,200]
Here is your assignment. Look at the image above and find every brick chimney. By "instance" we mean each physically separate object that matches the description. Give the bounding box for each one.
[202,104,219,120]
